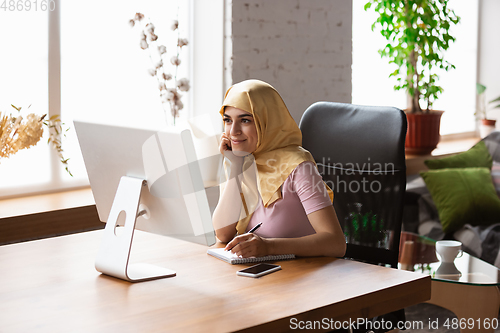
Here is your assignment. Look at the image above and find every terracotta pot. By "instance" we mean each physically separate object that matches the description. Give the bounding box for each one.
[479,119,497,138]
[481,119,496,127]
[405,110,444,155]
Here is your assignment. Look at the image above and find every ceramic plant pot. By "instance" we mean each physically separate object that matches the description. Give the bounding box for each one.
[479,119,497,138]
[405,110,444,155]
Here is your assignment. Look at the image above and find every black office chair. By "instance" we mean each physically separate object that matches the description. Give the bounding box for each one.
[483,130,500,162]
[299,101,407,332]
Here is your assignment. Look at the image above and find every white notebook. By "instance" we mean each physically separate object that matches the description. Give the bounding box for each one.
[207,248,295,265]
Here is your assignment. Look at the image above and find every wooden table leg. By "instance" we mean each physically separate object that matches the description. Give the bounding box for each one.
[427,281,500,332]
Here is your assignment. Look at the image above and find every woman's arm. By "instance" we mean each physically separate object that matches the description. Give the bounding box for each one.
[268,205,346,257]
[211,169,240,242]
[225,205,346,258]
[211,133,245,242]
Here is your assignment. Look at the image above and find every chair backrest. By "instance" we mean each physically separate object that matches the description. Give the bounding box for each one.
[299,102,407,268]
[483,131,500,162]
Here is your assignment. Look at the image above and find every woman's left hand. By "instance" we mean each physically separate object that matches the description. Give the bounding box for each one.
[225,233,270,258]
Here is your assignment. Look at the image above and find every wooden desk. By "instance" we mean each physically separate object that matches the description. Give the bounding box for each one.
[0,230,431,332]
[0,188,102,245]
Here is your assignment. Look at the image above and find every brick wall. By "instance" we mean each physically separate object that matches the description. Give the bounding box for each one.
[227,0,352,123]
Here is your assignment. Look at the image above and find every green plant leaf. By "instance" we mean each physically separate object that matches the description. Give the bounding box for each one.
[366,0,460,109]
[489,95,500,104]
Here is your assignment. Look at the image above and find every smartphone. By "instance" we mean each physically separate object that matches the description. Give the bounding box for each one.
[236,263,281,278]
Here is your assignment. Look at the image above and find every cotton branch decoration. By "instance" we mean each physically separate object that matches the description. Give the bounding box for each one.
[130,12,190,125]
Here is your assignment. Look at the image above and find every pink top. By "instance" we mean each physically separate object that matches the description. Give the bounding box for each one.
[245,161,332,238]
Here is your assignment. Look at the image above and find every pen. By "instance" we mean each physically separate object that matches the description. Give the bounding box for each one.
[225,222,262,252]
[247,222,262,234]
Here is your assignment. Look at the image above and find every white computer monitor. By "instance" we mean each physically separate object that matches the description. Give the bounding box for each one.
[74,120,218,282]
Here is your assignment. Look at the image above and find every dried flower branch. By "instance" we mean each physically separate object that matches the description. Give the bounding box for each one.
[130,12,190,125]
[0,104,72,176]
[0,107,43,159]
[44,114,72,176]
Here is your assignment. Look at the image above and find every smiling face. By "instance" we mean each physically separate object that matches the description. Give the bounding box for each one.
[223,106,258,156]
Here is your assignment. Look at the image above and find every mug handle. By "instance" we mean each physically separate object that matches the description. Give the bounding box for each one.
[457,249,463,258]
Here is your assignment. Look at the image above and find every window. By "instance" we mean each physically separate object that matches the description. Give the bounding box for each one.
[352,0,478,135]
[1,0,224,199]
[59,0,191,190]
[0,8,51,197]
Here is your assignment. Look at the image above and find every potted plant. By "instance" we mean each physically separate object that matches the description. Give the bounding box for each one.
[365,0,460,154]
[476,83,499,138]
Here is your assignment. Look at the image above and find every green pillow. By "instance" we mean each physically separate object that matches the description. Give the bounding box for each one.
[424,140,492,170]
[420,167,500,233]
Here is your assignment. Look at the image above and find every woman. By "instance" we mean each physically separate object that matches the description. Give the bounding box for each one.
[212,79,346,258]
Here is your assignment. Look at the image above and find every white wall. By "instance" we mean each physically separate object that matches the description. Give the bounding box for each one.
[226,0,352,124]
[477,0,500,124]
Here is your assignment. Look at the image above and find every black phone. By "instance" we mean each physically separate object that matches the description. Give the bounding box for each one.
[236,263,281,278]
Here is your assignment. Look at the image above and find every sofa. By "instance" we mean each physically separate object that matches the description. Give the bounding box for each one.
[403,131,500,269]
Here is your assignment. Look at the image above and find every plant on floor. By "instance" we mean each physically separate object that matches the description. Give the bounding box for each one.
[365,0,460,113]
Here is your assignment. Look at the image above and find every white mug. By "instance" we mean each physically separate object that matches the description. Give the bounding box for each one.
[435,240,463,263]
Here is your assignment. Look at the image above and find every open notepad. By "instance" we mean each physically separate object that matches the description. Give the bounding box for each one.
[207,248,295,265]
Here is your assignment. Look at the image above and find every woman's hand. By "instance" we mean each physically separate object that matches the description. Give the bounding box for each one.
[219,132,232,154]
[220,133,244,165]
[225,233,270,258]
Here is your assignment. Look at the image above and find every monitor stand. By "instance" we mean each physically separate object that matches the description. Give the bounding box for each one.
[95,176,176,282]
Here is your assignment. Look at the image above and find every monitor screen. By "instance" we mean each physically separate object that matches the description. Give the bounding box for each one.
[74,120,217,247]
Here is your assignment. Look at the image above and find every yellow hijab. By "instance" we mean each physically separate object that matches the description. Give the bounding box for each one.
[220,79,333,234]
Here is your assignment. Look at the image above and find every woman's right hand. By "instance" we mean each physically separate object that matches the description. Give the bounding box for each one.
[220,133,243,165]
[219,132,232,154]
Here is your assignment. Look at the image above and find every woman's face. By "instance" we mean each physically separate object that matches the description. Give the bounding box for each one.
[223,106,258,155]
